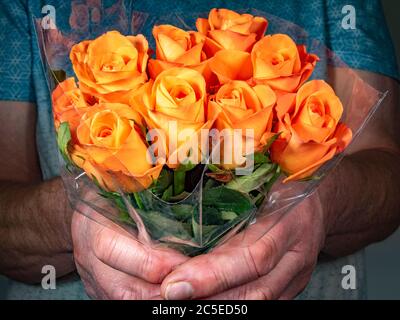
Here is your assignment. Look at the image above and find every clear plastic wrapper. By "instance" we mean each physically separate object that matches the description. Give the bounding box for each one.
[34,8,387,256]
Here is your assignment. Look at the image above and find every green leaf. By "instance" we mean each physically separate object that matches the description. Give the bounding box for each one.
[192,216,201,243]
[57,122,73,166]
[251,192,265,207]
[98,189,130,213]
[226,163,277,193]
[264,165,282,192]
[191,213,220,243]
[221,211,238,221]
[202,206,225,225]
[176,162,197,172]
[98,190,138,226]
[199,213,254,248]
[133,192,144,209]
[119,210,136,226]
[169,191,191,202]
[203,178,217,191]
[151,169,173,197]
[202,224,220,238]
[173,170,186,196]
[253,152,270,165]
[202,186,254,215]
[138,210,192,240]
[161,185,173,201]
[192,218,220,245]
[206,165,234,183]
[171,204,194,221]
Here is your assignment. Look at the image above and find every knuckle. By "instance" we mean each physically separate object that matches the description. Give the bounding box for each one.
[137,249,170,283]
[249,235,278,275]
[243,247,261,278]
[141,254,165,283]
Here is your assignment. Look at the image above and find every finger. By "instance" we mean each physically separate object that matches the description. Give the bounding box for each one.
[161,222,292,300]
[73,208,189,284]
[207,251,305,300]
[89,255,162,300]
[91,223,189,283]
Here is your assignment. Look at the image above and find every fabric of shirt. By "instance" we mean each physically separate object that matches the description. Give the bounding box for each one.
[0,0,398,299]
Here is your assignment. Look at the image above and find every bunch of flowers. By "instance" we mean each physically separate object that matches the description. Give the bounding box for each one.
[51,8,352,254]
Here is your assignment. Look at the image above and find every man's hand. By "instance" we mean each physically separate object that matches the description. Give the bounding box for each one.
[72,206,188,300]
[158,71,400,300]
[160,194,326,300]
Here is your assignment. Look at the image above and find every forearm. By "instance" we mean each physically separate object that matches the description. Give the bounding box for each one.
[319,149,400,257]
[0,177,75,283]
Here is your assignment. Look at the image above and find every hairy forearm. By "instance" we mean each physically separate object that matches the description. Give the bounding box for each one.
[0,178,75,283]
[320,149,400,257]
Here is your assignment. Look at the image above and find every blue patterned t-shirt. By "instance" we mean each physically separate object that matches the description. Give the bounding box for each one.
[0,0,398,299]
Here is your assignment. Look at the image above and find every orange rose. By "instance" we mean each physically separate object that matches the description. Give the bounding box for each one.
[70,31,149,104]
[271,80,352,182]
[131,67,213,168]
[251,34,319,92]
[208,81,276,169]
[196,8,268,57]
[51,77,92,139]
[73,103,163,192]
[208,49,253,85]
[148,25,212,83]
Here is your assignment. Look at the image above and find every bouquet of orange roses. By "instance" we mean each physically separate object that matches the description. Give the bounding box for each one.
[36,8,385,255]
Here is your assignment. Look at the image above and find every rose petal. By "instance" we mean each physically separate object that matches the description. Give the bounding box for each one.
[208,29,257,52]
[209,49,253,84]
[196,18,210,34]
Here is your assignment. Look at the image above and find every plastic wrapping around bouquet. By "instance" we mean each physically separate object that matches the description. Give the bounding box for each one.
[34,9,387,256]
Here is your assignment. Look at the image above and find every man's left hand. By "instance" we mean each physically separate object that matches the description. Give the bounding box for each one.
[160,193,328,300]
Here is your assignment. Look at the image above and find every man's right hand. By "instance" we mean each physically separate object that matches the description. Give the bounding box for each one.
[71,207,188,300]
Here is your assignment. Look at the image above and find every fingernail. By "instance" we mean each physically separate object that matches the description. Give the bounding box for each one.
[165,281,193,300]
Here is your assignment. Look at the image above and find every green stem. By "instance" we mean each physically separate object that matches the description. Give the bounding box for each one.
[133,192,144,209]
[174,170,186,196]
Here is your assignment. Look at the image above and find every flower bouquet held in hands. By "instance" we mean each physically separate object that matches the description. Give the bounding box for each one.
[37,8,385,255]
